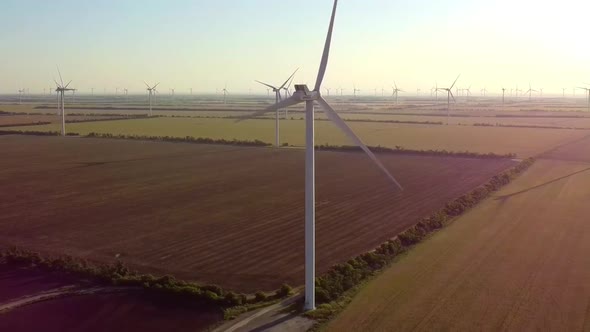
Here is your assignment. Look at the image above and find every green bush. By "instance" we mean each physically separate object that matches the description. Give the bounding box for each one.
[254,291,267,302]
[275,284,294,297]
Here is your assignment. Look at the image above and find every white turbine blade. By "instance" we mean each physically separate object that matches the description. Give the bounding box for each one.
[279,68,299,90]
[449,90,456,102]
[314,0,339,92]
[394,81,398,90]
[53,79,61,88]
[144,81,150,88]
[450,74,461,90]
[57,66,64,86]
[237,96,302,121]
[255,80,277,90]
[64,81,72,89]
[153,83,160,90]
[286,73,296,90]
[317,97,403,191]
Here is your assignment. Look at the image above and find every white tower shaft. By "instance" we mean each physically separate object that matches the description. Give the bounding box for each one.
[304,99,316,311]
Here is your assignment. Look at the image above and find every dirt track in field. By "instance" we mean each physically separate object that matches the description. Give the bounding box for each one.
[327,157,590,332]
[0,135,514,292]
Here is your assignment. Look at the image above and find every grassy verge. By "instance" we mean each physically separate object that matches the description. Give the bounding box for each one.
[306,157,535,324]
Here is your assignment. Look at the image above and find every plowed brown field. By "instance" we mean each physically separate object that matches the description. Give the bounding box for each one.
[0,135,515,292]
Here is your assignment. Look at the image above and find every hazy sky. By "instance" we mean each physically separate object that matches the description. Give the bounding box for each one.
[1,0,589,95]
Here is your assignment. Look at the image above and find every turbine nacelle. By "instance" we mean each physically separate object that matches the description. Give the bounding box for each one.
[293,84,320,100]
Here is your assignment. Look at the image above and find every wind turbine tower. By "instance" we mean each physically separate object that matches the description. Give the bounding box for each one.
[145,82,159,116]
[54,68,76,136]
[221,85,229,103]
[244,0,402,311]
[578,87,590,112]
[392,82,403,104]
[437,75,460,125]
[255,69,299,147]
[525,83,537,101]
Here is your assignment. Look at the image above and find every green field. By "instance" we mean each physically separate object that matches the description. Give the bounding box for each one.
[7,117,589,157]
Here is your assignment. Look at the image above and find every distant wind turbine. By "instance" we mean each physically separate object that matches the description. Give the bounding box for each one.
[243,0,402,311]
[18,89,24,104]
[578,87,590,112]
[144,82,159,116]
[464,86,472,102]
[221,85,229,103]
[437,75,460,125]
[54,67,76,136]
[255,69,299,147]
[353,84,360,98]
[392,82,403,104]
[525,83,537,101]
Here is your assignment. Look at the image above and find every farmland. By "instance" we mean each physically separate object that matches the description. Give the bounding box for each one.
[0,266,221,332]
[5,116,589,157]
[0,135,515,292]
[326,157,590,331]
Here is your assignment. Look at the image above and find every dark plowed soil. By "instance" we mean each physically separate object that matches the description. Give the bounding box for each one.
[0,135,515,291]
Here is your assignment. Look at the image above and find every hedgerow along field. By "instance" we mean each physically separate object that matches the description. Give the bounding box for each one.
[6,117,589,157]
[0,135,516,292]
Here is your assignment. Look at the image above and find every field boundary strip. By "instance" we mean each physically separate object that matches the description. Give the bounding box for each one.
[0,130,517,159]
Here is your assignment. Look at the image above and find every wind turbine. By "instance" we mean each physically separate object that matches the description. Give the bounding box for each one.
[325,87,331,96]
[562,88,567,97]
[437,75,460,125]
[255,69,299,147]
[54,67,76,136]
[283,77,296,118]
[525,83,537,101]
[243,0,402,311]
[464,86,472,102]
[432,82,439,102]
[144,82,159,116]
[18,89,24,104]
[353,84,360,98]
[221,85,229,103]
[392,82,403,104]
[578,87,590,112]
[501,87,506,107]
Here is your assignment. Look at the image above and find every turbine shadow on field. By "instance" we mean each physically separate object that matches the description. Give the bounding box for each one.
[494,167,590,200]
